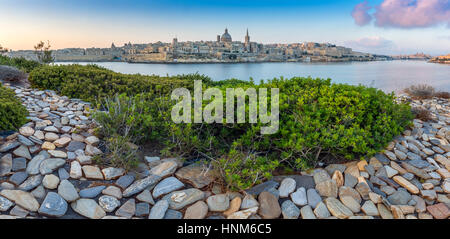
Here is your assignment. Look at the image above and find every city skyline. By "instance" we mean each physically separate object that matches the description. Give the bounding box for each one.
[0,0,449,55]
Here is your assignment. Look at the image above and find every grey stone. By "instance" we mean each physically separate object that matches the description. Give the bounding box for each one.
[17,135,34,146]
[115,199,135,219]
[58,179,79,202]
[0,195,14,212]
[300,205,316,219]
[71,198,105,219]
[115,174,135,189]
[9,172,28,186]
[38,192,68,217]
[123,175,161,197]
[135,202,150,217]
[58,168,70,181]
[152,176,184,198]
[12,157,27,172]
[408,159,430,169]
[207,194,230,212]
[241,194,259,209]
[27,154,48,175]
[281,200,300,219]
[325,164,347,175]
[374,153,390,165]
[66,141,86,152]
[31,185,46,199]
[291,187,308,206]
[402,173,414,181]
[136,189,155,205]
[12,145,31,159]
[98,195,121,212]
[18,174,42,191]
[313,201,331,219]
[149,199,169,219]
[313,169,331,184]
[162,188,205,210]
[0,154,12,176]
[278,178,296,198]
[307,188,322,208]
[0,141,20,153]
[79,186,106,198]
[10,205,28,218]
[388,190,412,205]
[39,158,65,175]
[344,173,358,188]
[164,209,183,219]
[245,180,279,197]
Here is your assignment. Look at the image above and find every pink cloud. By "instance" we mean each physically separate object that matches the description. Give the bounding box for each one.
[352,1,372,26]
[352,0,450,28]
[345,36,395,50]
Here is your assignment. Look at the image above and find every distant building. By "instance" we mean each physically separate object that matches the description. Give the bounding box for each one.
[220,28,232,43]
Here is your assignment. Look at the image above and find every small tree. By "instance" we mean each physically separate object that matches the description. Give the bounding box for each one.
[34,40,54,64]
[0,44,7,54]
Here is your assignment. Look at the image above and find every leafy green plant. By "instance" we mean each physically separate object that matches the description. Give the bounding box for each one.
[29,64,211,103]
[0,83,28,130]
[28,64,414,190]
[0,55,41,73]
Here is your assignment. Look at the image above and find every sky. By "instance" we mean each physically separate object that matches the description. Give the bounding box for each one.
[0,0,449,55]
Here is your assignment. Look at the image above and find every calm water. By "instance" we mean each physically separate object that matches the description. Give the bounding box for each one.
[58,61,450,93]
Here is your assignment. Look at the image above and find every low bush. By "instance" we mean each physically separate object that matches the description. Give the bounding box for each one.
[411,107,433,122]
[29,64,212,103]
[404,84,435,100]
[0,83,28,131]
[0,65,27,83]
[434,91,450,99]
[31,64,414,190]
[161,77,413,189]
[0,55,41,73]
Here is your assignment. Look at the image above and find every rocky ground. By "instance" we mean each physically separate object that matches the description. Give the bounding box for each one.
[0,84,449,219]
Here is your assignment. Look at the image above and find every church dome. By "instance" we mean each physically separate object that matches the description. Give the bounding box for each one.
[220,28,232,42]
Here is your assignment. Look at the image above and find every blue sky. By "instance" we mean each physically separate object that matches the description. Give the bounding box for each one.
[0,0,449,55]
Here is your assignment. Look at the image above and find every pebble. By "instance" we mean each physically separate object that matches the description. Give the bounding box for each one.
[136,189,155,205]
[240,194,259,209]
[184,201,208,219]
[162,188,205,210]
[58,180,79,202]
[325,197,353,219]
[152,176,185,198]
[71,198,106,219]
[258,191,281,219]
[149,199,169,219]
[38,192,68,217]
[42,174,60,189]
[278,177,296,198]
[281,200,300,219]
[207,194,230,212]
[102,186,122,199]
[115,199,136,219]
[313,201,331,219]
[98,195,121,212]
[0,189,40,212]
[79,186,106,198]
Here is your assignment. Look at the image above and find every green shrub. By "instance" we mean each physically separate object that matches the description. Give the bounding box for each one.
[0,83,28,130]
[29,64,212,103]
[29,64,414,190]
[159,77,413,190]
[0,55,41,73]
